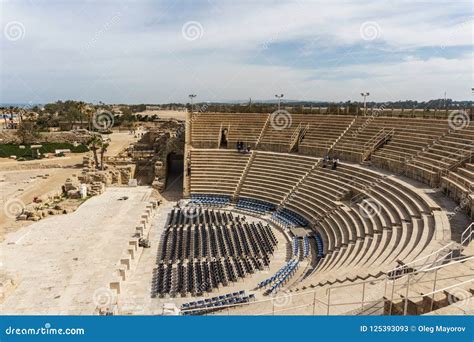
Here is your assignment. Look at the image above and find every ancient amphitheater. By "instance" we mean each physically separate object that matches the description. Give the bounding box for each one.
[173,112,473,316]
[1,111,473,316]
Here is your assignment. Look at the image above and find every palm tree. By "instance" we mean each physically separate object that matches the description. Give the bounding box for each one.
[87,135,101,169]
[87,106,96,131]
[99,139,109,170]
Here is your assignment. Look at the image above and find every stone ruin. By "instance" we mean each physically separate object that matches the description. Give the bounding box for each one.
[148,122,185,192]
[17,189,66,221]
[16,156,135,222]
[152,160,166,191]
[67,156,134,197]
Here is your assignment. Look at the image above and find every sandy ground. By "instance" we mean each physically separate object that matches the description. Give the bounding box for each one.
[0,131,149,315]
[0,187,152,314]
[104,132,139,157]
[0,168,79,240]
[0,132,140,241]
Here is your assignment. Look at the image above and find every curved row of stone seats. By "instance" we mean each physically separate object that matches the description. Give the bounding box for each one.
[225,115,268,148]
[191,113,228,148]
[318,165,438,269]
[258,114,308,152]
[190,113,268,148]
[285,169,342,216]
[257,114,353,154]
[188,148,446,286]
[277,163,443,285]
[406,124,474,186]
[332,117,449,163]
[299,115,356,156]
[190,113,461,169]
[189,149,250,195]
[371,120,450,173]
[441,162,474,218]
[239,152,318,205]
[298,115,355,157]
[284,166,348,254]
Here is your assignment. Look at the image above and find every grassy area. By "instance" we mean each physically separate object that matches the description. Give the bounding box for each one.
[0,143,89,160]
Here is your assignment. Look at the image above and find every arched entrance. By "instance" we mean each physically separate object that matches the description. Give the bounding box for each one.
[165,152,184,194]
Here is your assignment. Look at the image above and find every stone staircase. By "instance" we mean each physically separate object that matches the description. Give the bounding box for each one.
[232,151,256,201]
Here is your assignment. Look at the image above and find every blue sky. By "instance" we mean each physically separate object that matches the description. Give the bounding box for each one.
[0,0,472,104]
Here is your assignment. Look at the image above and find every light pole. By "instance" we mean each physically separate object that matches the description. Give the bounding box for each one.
[188,94,197,113]
[275,94,284,110]
[360,92,370,116]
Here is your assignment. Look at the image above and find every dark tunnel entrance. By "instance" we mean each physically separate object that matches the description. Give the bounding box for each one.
[165,152,184,195]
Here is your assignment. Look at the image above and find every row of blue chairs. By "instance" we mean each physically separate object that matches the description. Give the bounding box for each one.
[315,234,324,257]
[236,197,275,214]
[264,260,300,294]
[181,291,255,315]
[303,236,310,258]
[190,194,230,207]
[292,237,299,257]
[257,259,299,289]
[271,208,308,228]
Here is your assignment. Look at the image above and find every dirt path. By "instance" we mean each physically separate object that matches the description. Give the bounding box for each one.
[104,132,138,157]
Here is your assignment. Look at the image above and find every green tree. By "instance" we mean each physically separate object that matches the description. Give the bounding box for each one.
[16,121,40,144]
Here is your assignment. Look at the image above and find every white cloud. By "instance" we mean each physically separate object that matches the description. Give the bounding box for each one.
[0,0,472,103]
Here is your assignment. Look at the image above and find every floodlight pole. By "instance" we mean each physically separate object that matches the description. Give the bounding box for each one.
[361,92,370,116]
[275,94,284,110]
[189,94,197,113]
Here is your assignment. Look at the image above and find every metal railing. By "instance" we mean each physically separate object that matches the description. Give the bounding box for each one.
[169,218,474,317]
[300,123,310,142]
[387,242,457,280]
[177,256,474,316]
[288,122,303,152]
[461,222,474,246]
[439,150,473,180]
[386,255,474,315]
[217,123,224,147]
[255,114,271,148]
[361,128,394,161]
[386,221,474,281]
